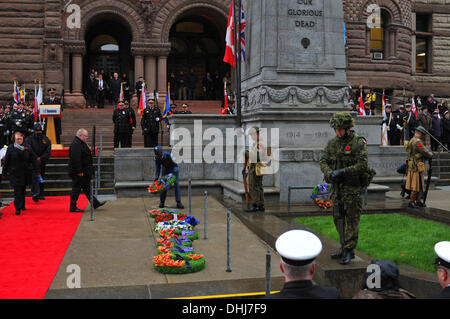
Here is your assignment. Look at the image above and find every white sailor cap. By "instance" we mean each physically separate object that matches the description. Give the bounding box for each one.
[275,230,322,266]
[364,101,371,106]
[434,241,450,268]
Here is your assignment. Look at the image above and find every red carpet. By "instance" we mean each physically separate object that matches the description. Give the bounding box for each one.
[0,195,88,299]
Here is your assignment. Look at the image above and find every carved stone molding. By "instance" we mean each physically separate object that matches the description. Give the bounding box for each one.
[63,40,86,55]
[243,85,350,109]
[131,42,171,56]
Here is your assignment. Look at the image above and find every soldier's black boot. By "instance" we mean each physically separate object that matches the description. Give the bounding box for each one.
[159,202,165,208]
[258,205,265,212]
[340,249,354,265]
[331,248,355,260]
[176,201,184,209]
[408,201,419,208]
[246,205,258,212]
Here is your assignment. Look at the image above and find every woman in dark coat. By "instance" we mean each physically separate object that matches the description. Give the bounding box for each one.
[3,132,40,215]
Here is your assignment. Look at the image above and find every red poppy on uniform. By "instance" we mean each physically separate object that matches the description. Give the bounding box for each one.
[345,146,351,151]
[417,144,423,147]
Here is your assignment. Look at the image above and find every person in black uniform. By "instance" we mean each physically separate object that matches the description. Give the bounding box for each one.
[265,230,340,299]
[68,128,106,212]
[43,88,63,144]
[429,241,450,299]
[383,104,400,145]
[180,103,192,114]
[86,73,98,109]
[141,99,162,148]
[112,102,133,148]
[7,103,29,138]
[2,131,40,215]
[109,73,122,105]
[25,123,51,202]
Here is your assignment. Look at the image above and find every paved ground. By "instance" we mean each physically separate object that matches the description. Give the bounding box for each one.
[46,195,284,298]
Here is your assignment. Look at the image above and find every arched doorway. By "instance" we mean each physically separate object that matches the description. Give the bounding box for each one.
[84,16,133,95]
[168,14,229,100]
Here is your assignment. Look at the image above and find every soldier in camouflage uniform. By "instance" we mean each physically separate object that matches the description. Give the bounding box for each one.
[319,112,369,265]
[404,126,433,208]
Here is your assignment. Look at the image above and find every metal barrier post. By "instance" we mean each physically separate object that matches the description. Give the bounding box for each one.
[265,250,271,296]
[226,208,232,272]
[204,190,208,240]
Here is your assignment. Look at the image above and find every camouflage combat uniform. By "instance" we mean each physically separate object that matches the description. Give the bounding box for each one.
[247,137,267,209]
[319,113,369,256]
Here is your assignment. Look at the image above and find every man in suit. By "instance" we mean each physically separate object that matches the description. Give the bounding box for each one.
[68,128,106,212]
[266,230,341,299]
[109,72,122,105]
[429,241,450,299]
[43,88,63,144]
[86,73,97,109]
[96,74,108,109]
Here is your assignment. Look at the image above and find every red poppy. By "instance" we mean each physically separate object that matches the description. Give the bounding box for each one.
[417,144,423,147]
[345,146,351,151]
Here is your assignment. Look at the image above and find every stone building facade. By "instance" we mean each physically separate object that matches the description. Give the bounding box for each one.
[0,0,448,107]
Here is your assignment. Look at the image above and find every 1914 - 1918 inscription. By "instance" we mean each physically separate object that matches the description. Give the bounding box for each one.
[287,0,323,28]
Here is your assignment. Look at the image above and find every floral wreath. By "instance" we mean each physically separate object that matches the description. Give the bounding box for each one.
[148,173,177,193]
[310,183,332,209]
[149,209,205,274]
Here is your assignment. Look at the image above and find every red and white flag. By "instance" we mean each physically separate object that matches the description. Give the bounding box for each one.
[223,0,235,68]
[359,92,366,116]
[411,97,417,117]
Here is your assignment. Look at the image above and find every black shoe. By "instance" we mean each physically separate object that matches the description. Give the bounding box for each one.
[331,248,355,260]
[246,205,258,213]
[340,249,354,265]
[32,196,39,203]
[416,202,426,208]
[176,202,185,209]
[15,211,21,215]
[38,196,45,200]
[159,202,165,208]
[258,205,265,212]
[70,207,84,213]
[94,201,106,209]
[408,201,420,209]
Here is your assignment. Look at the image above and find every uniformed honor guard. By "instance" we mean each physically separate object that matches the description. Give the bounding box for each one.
[265,230,340,299]
[112,102,133,148]
[7,102,30,138]
[430,241,450,299]
[124,101,136,147]
[319,112,373,265]
[383,103,400,145]
[154,146,184,209]
[43,88,63,144]
[404,126,433,208]
[141,99,162,148]
[180,103,192,114]
[244,126,268,212]
[169,103,178,115]
[25,123,51,202]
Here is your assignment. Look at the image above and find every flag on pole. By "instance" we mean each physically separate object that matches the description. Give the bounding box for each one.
[359,92,366,116]
[220,82,229,114]
[19,86,26,104]
[223,0,235,67]
[381,91,389,146]
[13,80,20,105]
[118,82,124,104]
[239,3,246,62]
[162,83,171,126]
[138,82,147,117]
[34,82,43,123]
[411,97,417,117]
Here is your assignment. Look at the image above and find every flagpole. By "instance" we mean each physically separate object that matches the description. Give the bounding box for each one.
[237,0,242,125]
[232,0,240,124]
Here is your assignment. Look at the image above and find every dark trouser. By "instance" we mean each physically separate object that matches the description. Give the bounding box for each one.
[431,135,441,151]
[54,117,62,144]
[388,131,400,146]
[187,88,195,100]
[144,133,159,148]
[97,91,105,108]
[159,167,181,203]
[87,94,97,107]
[31,163,46,198]
[70,175,100,209]
[333,191,362,250]
[248,165,264,207]
[115,132,130,148]
[13,185,26,212]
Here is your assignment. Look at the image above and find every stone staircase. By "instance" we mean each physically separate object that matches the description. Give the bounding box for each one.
[0,156,115,199]
[432,152,450,186]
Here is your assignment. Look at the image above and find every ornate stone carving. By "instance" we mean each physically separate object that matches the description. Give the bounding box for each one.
[244,85,349,108]
[140,0,157,24]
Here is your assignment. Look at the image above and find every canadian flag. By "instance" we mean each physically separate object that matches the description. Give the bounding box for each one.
[359,92,366,116]
[223,0,235,68]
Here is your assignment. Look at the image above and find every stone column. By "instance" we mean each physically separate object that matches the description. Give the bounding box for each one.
[72,54,83,93]
[63,53,70,91]
[131,55,144,107]
[157,55,168,94]
[145,55,157,92]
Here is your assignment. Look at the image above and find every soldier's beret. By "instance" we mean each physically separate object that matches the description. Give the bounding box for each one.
[275,230,322,266]
[434,241,450,269]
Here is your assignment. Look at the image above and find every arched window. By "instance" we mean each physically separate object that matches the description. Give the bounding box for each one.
[369,9,392,60]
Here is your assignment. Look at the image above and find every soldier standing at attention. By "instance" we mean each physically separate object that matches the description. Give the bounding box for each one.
[141,99,162,147]
[124,101,136,147]
[319,112,371,265]
[404,126,433,208]
[112,102,132,148]
[43,88,63,144]
[244,126,267,213]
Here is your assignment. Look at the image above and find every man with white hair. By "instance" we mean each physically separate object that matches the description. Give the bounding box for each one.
[266,230,340,299]
[68,128,106,212]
